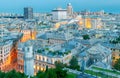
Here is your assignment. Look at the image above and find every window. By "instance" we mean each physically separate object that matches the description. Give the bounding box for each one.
[47,59,49,62]
[27,48,29,51]
[39,56,41,61]
[43,58,44,61]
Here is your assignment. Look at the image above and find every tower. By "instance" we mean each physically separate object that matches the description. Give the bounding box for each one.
[24,41,34,77]
[67,3,73,16]
[24,7,33,19]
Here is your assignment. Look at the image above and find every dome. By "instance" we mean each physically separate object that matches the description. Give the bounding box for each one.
[68,3,71,6]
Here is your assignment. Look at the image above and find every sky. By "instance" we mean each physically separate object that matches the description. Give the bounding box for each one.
[0,0,120,14]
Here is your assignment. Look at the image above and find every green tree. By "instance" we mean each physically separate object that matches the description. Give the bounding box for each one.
[47,69,57,78]
[55,68,67,78]
[55,61,68,78]
[0,71,5,78]
[114,58,120,71]
[55,61,65,69]
[36,71,46,78]
[0,70,27,78]
[82,34,90,40]
[69,56,80,71]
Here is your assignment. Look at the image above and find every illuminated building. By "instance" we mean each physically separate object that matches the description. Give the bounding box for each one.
[20,29,36,42]
[81,17,102,29]
[54,21,67,29]
[112,50,120,65]
[85,18,92,29]
[111,47,120,65]
[55,23,60,29]
[0,40,13,71]
[34,48,72,74]
[52,7,67,20]
[17,39,74,75]
[0,28,22,71]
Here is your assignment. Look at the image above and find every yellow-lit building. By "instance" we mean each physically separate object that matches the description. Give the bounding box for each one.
[34,51,72,74]
[20,30,36,42]
[54,21,67,29]
[77,17,102,29]
[17,47,72,75]
[85,18,92,29]
[111,48,120,65]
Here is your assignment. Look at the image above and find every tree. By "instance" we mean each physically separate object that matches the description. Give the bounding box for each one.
[82,34,90,40]
[55,67,67,78]
[35,71,46,78]
[0,71,5,78]
[0,70,27,78]
[54,61,68,78]
[47,69,57,78]
[55,61,65,69]
[69,56,80,71]
[114,58,120,71]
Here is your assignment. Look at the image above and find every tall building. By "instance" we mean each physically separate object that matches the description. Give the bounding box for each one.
[24,7,33,19]
[24,41,34,77]
[52,7,67,20]
[67,3,73,16]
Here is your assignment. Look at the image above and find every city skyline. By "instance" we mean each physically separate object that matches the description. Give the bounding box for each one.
[0,0,120,14]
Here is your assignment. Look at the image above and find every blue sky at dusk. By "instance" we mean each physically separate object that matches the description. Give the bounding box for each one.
[0,0,120,14]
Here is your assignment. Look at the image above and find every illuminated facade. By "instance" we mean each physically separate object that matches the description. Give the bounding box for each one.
[78,17,102,29]
[85,18,92,29]
[17,40,73,75]
[0,40,13,71]
[20,29,36,42]
[34,51,72,74]
[111,48,120,65]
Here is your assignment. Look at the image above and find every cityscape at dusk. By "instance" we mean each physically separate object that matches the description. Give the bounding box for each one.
[0,0,120,78]
[0,0,120,13]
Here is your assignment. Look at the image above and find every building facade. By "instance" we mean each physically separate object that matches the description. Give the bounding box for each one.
[24,41,34,77]
[67,3,73,17]
[52,8,67,20]
[24,7,33,19]
[0,40,13,71]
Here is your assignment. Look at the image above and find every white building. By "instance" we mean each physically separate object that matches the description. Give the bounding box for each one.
[52,7,67,20]
[24,41,34,77]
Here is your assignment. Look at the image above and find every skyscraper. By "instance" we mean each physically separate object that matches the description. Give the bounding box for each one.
[24,7,33,19]
[67,3,73,16]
